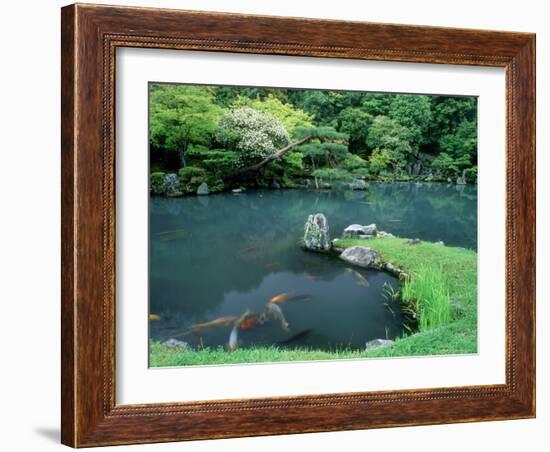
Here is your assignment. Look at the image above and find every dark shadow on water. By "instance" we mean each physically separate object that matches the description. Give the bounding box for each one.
[34,427,60,443]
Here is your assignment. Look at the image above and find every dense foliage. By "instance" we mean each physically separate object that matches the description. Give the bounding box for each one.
[149,83,478,193]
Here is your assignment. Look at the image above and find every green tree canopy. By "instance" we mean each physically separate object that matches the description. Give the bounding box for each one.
[149,84,221,166]
[389,95,432,152]
[366,116,413,171]
[337,107,373,154]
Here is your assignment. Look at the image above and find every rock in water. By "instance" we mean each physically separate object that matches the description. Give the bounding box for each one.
[197,182,209,195]
[365,338,394,350]
[343,223,377,238]
[303,213,331,252]
[349,179,368,190]
[339,246,381,268]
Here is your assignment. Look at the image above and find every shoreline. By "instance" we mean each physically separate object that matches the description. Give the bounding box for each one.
[151,178,477,198]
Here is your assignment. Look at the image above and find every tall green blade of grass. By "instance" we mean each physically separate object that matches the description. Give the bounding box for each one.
[402,265,450,332]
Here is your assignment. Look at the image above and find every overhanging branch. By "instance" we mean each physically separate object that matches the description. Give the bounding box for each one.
[238,135,314,173]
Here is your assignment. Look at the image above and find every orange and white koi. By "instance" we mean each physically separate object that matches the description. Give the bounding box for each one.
[266,302,289,331]
[190,316,238,331]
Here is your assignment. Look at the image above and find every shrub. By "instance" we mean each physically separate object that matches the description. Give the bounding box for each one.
[178,166,207,193]
[464,166,478,183]
[150,172,166,195]
[282,151,304,176]
[342,155,370,179]
[401,266,451,332]
[187,145,239,178]
[207,177,225,193]
[367,148,392,176]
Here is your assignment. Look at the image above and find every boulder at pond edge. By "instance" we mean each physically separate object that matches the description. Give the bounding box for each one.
[365,338,394,350]
[339,246,381,268]
[197,182,209,195]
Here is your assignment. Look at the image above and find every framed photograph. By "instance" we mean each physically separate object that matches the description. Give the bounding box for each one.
[61,3,536,447]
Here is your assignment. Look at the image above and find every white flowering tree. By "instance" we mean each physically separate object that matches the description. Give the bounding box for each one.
[216,108,289,166]
[217,107,339,174]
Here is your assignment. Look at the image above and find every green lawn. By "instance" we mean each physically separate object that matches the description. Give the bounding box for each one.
[150,236,477,366]
[150,342,392,367]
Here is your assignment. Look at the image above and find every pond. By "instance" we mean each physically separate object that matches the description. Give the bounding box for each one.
[149,183,477,352]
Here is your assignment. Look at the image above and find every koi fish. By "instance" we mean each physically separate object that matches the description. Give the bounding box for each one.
[227,310,250,351]
[266,302,289,331]
[190,316,238,331]
[240,313,267,330]
[270,293,290,304]
[149,314,161,321]
[346,268,369,287]
[264,262,279,269]
[305,275,321,281]
[285,294,312,303]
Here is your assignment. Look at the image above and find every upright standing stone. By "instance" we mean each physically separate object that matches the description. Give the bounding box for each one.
[196,182,209,195]
[456,169,467,185]
[163,173,181,196]
[303,213,331,252]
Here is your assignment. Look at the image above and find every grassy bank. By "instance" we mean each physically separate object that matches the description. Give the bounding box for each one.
[335,237,477,357]
[150,237,477,366]
[150,342,394,367]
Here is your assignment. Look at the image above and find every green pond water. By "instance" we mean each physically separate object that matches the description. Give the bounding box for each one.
[149,183,477,351]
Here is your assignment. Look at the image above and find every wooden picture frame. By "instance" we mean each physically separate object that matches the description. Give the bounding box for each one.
[61,3,536,447]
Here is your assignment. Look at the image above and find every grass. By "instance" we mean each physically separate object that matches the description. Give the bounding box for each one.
[150,236,477,366]
[401,265,451,332]
[150,342,393,367]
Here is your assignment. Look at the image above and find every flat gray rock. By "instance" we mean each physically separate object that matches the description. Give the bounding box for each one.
[163,339,191,349]
[365,338,394,350]
[343,223,377,238]
[339,246,381,268]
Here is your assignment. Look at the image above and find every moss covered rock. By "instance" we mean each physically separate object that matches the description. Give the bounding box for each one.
[303,213,331,252]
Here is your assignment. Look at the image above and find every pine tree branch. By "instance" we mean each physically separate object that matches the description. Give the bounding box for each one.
[238,135,314,173]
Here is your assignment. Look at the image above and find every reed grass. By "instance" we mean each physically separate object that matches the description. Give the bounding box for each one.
[401,266,451,332]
